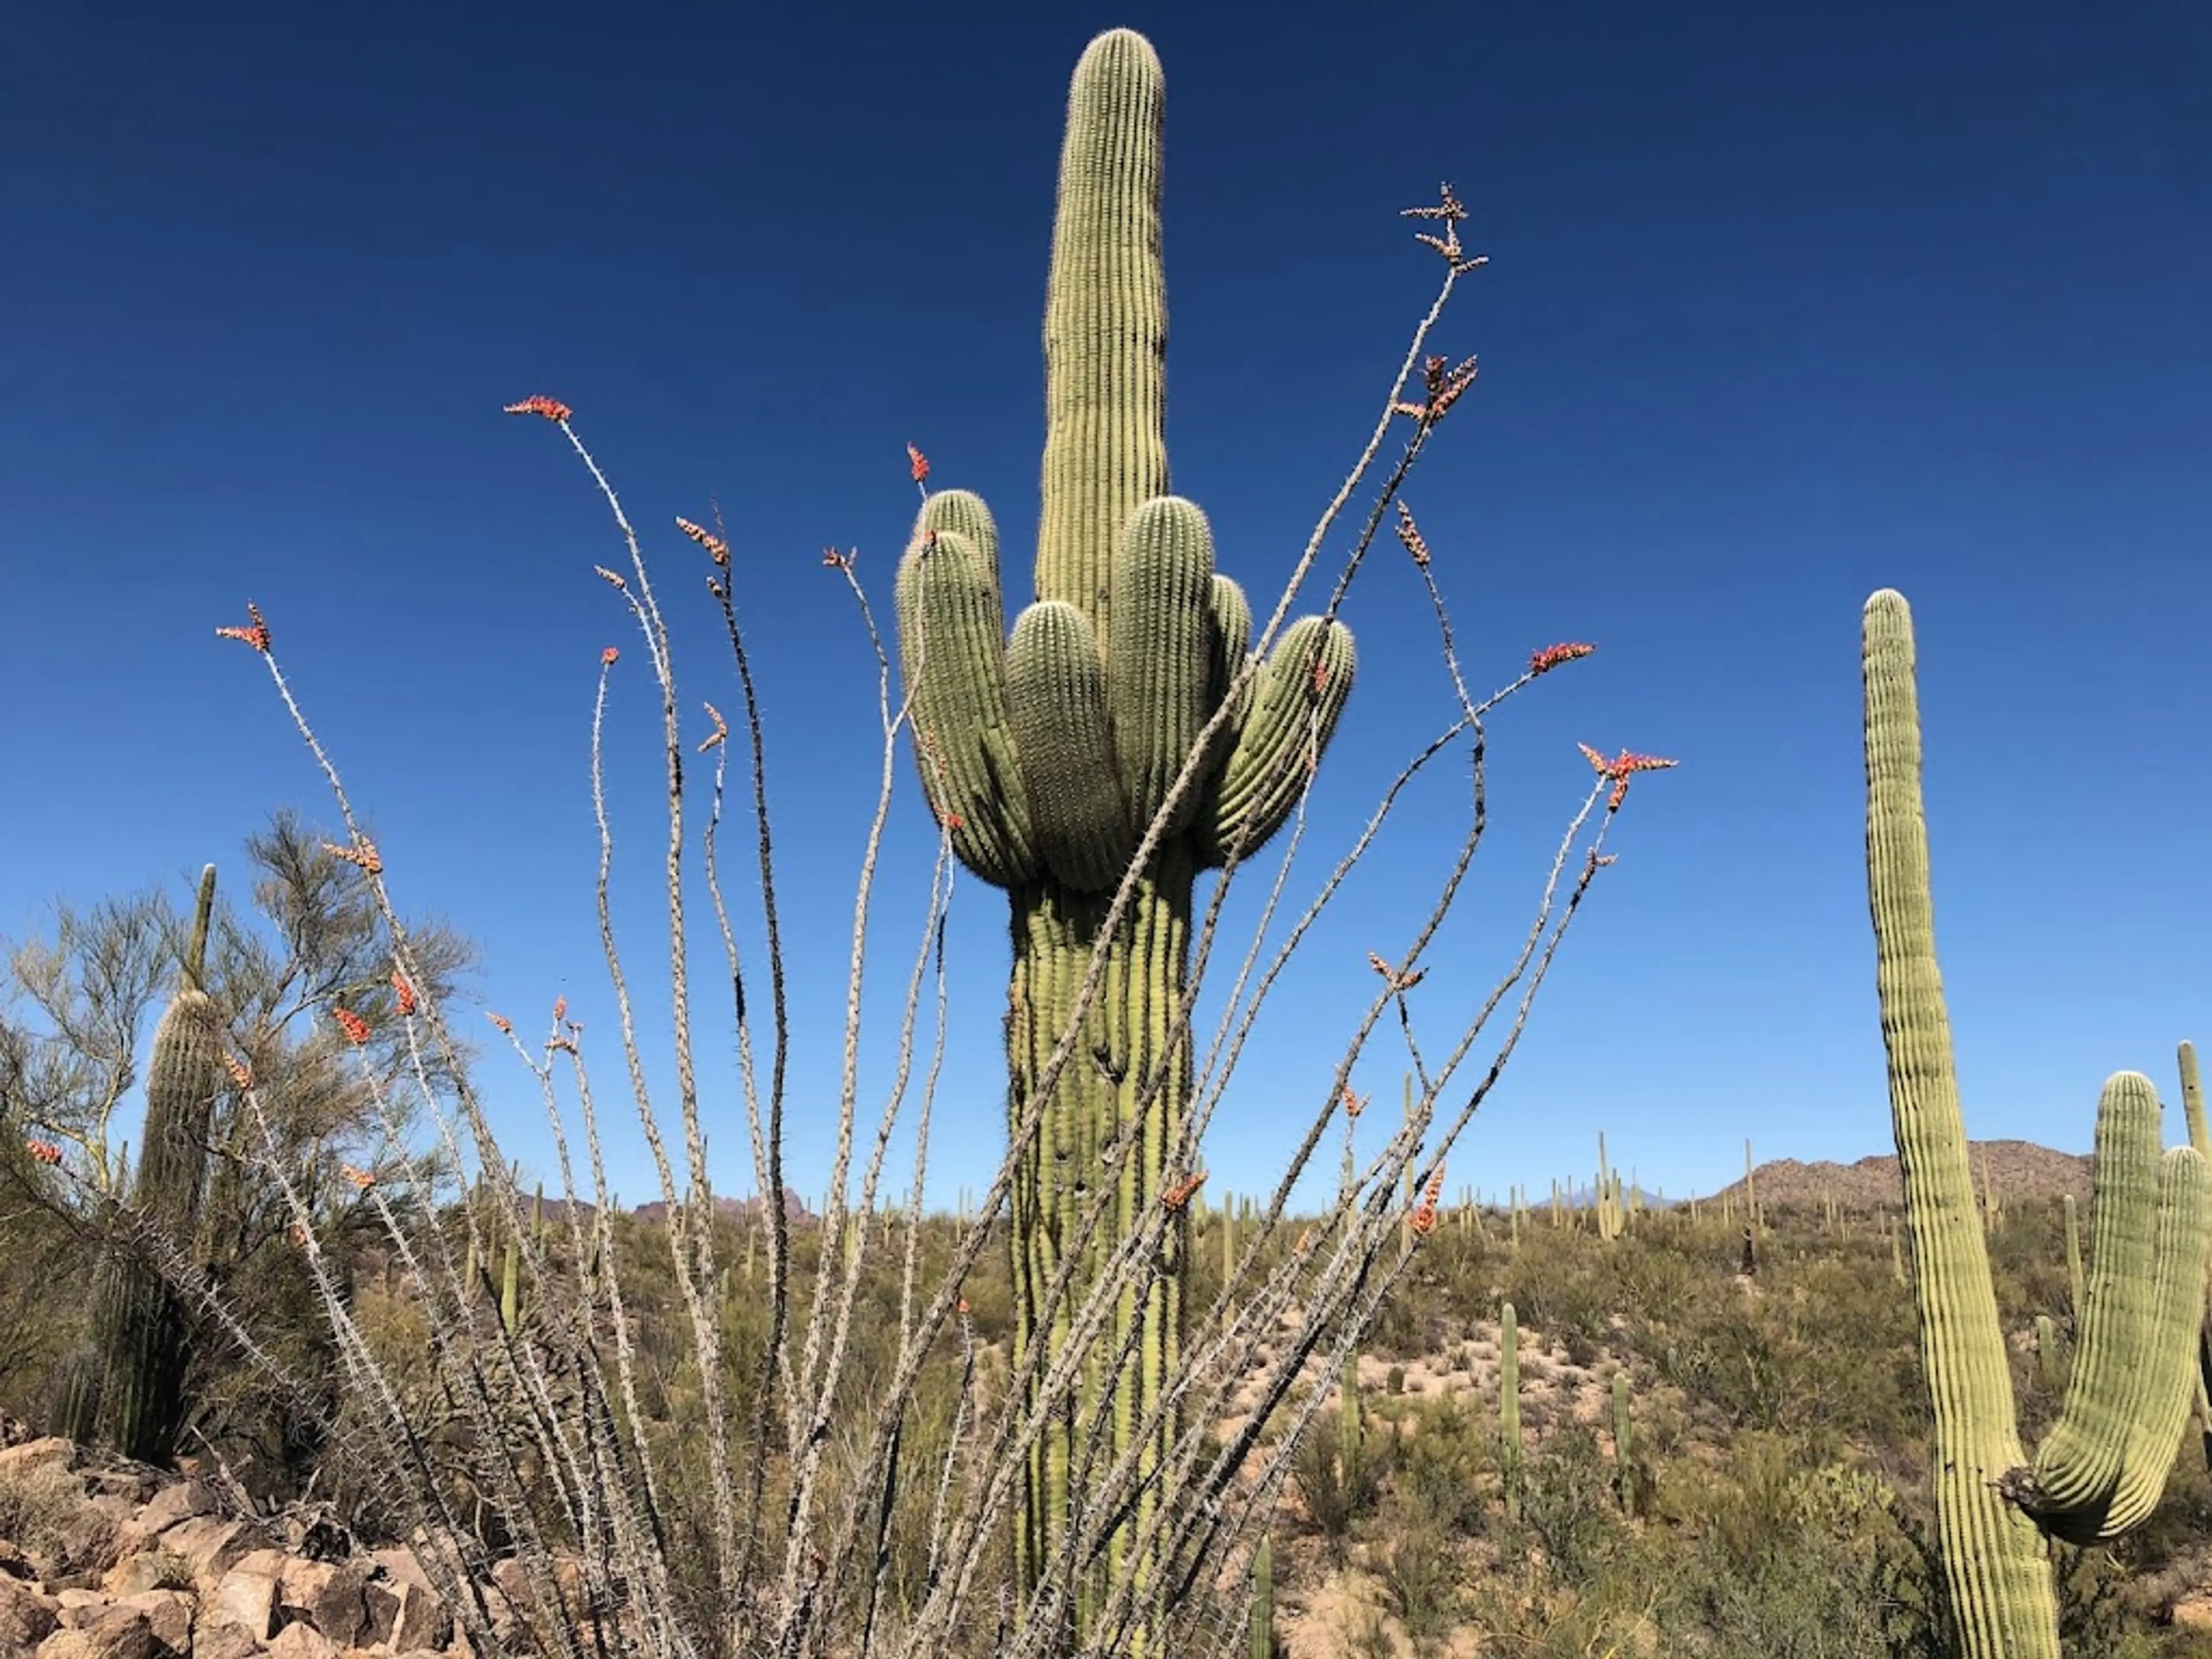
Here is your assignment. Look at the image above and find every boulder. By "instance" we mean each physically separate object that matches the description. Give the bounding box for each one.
[151,1518,262,1592]
[0,1575,60,1654]
[278,1558,370,1649]
[0,1441,77,1483]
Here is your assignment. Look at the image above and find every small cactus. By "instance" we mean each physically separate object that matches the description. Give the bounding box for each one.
[1248,1535,1274,1659]
[1499,1301,1523,1521]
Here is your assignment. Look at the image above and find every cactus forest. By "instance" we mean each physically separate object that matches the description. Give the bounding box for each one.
[3,21,2207,1659]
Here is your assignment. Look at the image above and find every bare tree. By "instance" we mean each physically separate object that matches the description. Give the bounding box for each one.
[0,809,479,1484]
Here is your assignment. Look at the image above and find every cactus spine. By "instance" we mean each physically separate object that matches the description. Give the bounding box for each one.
[1862,589,2212,1656]
[891,32,1354,1645]
[67,865,224,1461]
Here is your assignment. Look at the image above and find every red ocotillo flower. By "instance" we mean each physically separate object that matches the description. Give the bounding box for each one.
[215,601,272,653]
[907,442,930,487]
[332,1006,371,1046]
[600,647,619,667]
[503,394,573,423]
[1161,1171,1209,1213]
[677,516,731,566]
[1529,642,1595,676]
[391,969,416,1017]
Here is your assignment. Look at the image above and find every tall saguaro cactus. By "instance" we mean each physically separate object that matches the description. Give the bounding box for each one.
[61,865,226,1463]
[1861,590,2211,1657]
[893,28,1354,1647]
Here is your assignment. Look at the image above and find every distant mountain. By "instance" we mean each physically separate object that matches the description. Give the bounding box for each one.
[1700,1139,2092,1213]
[630,1191,814,1226]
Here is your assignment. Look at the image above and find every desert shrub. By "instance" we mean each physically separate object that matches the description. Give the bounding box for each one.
[1513,1426,1622,1585]
[1373,1502,1459,1653]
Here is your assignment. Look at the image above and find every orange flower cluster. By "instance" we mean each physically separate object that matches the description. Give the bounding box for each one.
[224,1055,254,1090]
[324,838,382,876]
[677,516,731,566]
[487,1012,514,1035]
[1409,1162,1448,1236]
[340,1163,376,1191]
[907,442,930,486]
[1366,951,1426,994]
[698,702,729,754]
[1529,642,1595,676]
[215,600,272,654]
[595,565,628,592]
[1393,501,1431,568]
[503,395,573,423]
[552,994,568,1024]
[1393,354,1479,424]
[22,1139,62,1166]
[1340,1086,1369,1120]
[332,1006,371,1046]
[1160,1170,1209,1213]
[600,647,619,668]
[1577,743,1680,810]
[391,969,416,1016]
[1402,181,1485,274]
[821,547,854,570]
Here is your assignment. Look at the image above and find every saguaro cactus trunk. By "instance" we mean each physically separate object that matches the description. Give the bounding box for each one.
[65,865,225,1463]
[1861,590,2210,1656]
[894,29,1353,1652]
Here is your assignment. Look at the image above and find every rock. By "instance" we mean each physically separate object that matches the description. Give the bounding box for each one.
[366,1550,433,1595]
[203,1551,284,1640]
[278,1559,369,1649]
[151,1519,262,1592]
[187,1615,264,1659]
[361,1575,450,1654]
[0,1540,33,1581]
[112,1592,190,1658]
[0,1441,77,1482]
[53,1589,108,1627]
[0,1575,60,1653]
[70,1603,160,1659]
[112,1486,212,1558]
[100,1555,181,1601]
[266,1621,340,1659]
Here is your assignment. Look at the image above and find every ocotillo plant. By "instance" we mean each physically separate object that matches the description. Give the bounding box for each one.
[1862,588,2212,1657]
[891,30,1355,1635]
[60,864,225,1462]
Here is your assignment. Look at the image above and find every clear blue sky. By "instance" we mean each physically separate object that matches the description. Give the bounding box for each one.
[3,1,2206,1215]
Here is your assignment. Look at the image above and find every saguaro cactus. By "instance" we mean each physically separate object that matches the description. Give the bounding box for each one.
[893,29,1354,1644]
[1498,1301,1523,1522]
[1861,589,2211,1657]
[66,865,225,1463]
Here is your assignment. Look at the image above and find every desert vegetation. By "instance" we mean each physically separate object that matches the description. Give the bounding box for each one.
[2,22,2205,1659]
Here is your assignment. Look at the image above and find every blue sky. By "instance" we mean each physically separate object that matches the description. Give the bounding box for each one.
[3,0,2206,1215]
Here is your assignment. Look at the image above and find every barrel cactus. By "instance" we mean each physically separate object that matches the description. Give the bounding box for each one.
[1861,589,2211,1656]
[893,28,1354,1645]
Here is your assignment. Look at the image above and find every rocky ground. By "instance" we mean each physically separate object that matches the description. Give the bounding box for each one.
[0,1426,506,1659]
